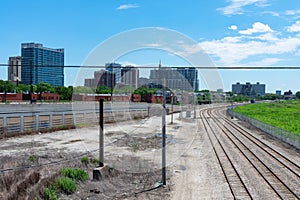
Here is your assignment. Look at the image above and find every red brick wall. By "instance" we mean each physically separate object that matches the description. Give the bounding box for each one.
[0,93,23,102]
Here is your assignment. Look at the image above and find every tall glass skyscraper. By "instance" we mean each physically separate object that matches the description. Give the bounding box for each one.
[105,62,122,84]
[21,43,64,87]
[176,67,199,91]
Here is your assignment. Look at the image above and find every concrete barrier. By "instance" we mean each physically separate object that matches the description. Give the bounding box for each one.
[0,109,148,136]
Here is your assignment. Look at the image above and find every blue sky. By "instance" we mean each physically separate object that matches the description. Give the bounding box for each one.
[0,0,300,92]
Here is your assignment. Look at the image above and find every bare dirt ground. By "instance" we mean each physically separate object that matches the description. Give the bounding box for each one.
[1,104,299,199]
[0,109,191,200]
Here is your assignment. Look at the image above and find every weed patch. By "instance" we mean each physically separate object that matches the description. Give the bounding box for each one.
[57,177,77,195]
[59,167,89,181]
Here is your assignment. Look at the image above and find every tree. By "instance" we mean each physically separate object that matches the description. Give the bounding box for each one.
[0,80,15,93]
[263,93,278,100]
[95,85,111,94]
[66,86,73,100]
[73,86,93,94]
[296,91,300,99]
[37,82,54,93]
[55,86,73,101]
[226,91,233,97]
[16,84,30,93]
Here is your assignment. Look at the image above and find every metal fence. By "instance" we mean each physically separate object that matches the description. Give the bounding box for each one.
[228,109,300,150]
[0,109,148,136]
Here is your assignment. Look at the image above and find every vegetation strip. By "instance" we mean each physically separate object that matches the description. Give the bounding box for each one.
[234,100,300,135]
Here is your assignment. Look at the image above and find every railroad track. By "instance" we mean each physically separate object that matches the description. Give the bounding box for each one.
[215,108,300,177]
[200,106,300,199]
[199,108,252,199]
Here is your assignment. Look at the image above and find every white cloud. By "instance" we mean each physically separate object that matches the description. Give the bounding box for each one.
[287,21,300,32]
[228,25,238,30]
[217,0,269,15]
[116,4,139,10]
[239,22,273,35]
[144,43,162,47]
[285,9,300,15]
[195,35,300,65]
[254,33,279,41]
[263,11,280,17]
[117,61,138,66]
[246,58,282,66]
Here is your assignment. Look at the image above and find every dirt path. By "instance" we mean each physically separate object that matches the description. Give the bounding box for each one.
[170,107,232,199]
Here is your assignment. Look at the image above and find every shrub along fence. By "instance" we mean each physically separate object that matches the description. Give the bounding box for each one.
[228,109,300,150]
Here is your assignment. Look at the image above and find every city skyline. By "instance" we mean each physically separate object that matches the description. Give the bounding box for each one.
[1,1,300,92]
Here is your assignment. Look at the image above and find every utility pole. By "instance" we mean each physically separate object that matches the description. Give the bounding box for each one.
[162,77,166,186]
[99,99,104,167]
[231,96,234,119]
[30,62,34,104]
[110,71,113,103]
[159,60,167,186]
[3,82,7,103]
[193,69,196,119]
[171,93,174,124]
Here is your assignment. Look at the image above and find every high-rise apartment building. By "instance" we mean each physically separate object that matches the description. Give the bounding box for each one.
[232,82,266,97]
[176,67,199,91]
[121,66,139,88]
[149,67,199,91]
[105,62,121,84]
[8,56,22,83]
[21,43,64,87]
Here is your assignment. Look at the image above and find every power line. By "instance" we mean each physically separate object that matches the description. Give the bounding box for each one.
[1,64,300,69]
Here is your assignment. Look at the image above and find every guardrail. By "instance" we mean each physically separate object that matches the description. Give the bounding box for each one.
[228,109,300,150]
[0,109,148,136]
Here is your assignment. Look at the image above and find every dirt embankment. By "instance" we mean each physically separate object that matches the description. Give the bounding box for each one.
[0,131,173,200]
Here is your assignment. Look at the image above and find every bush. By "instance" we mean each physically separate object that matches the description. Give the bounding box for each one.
[59,168,89,181]
[44,187,58,200]
[57,177,77,194]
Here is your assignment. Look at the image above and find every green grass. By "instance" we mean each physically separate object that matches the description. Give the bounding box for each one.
[234,100,300,135]
[57,177,77,195]
[81,156,90,166]
[91,157,99,166]
[59,168,89,181]
[43,167,89,199]
[44,187,58,200]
